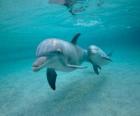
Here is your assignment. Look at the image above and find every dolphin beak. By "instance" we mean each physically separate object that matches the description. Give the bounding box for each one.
[32,57,47,72]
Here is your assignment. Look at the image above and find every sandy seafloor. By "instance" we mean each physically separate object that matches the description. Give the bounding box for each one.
[0,47,140,116]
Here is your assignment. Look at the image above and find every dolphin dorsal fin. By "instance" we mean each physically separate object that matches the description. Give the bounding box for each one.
[71,33,81,45]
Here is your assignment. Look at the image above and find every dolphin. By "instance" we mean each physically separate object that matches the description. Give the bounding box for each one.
[32,33,111,90]
[87,45,112,75]
[32,33,88,90]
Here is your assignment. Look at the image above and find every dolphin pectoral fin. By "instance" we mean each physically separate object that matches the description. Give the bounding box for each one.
[71,33,81,45]
[66,64,87,69]
[89,61,101,75]
[93,64,101,75]
[46,68,57,90]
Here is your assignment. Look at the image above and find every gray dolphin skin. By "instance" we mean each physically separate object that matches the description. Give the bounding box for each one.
[32,33,111,90]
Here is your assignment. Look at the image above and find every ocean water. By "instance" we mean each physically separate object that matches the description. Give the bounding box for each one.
[0,0,140,116]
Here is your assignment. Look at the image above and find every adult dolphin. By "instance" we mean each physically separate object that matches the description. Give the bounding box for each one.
[32,33,88,90]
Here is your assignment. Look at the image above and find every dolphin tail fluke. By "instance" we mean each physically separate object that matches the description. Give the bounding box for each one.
[46,68,57,90]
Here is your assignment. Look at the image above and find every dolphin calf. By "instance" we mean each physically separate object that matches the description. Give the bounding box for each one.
[87,45,112,75]
[32,33,111,90]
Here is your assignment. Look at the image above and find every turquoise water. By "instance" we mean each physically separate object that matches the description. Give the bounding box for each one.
[0,0,140,116]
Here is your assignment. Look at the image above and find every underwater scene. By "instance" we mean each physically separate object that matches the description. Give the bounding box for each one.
[0,0,140,116]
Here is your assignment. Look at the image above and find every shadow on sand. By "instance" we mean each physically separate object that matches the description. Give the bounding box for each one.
[12,71,107,116]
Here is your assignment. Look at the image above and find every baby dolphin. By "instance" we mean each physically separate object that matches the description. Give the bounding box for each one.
[32,34,112,90]
[87,45,112,75]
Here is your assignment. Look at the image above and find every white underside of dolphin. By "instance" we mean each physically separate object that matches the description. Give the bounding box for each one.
[32,33,112,90]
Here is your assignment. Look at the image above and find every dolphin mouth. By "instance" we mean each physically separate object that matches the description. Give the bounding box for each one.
[32,65,43,72]
[32,57,47,72]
